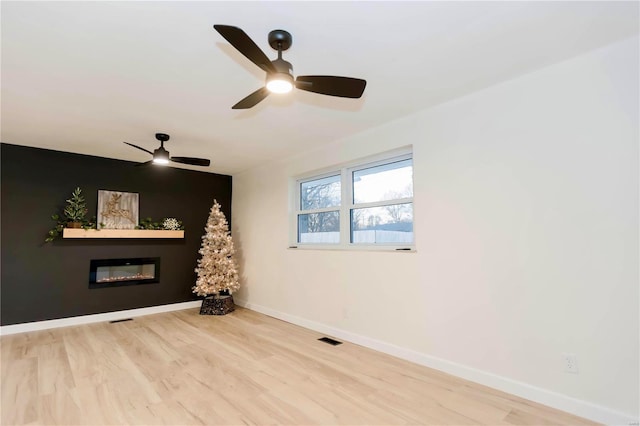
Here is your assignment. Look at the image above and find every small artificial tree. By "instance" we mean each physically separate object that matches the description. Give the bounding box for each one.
[192,199,240,298]
[45,187,95,242]
[64,187,88,224]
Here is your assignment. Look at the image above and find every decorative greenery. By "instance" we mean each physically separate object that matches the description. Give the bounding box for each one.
[136,217,184,230]
[45,215,65,243]
[45,214,97,242]
[63,187,88,222]
[45,187,96,242]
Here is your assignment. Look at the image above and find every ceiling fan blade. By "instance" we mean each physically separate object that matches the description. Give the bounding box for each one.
[295,76,367,98]
[214,25,276,74]
[135,160,153,167]
[170,157,211,167]
[232,87,270,109]
[124,142,154,155]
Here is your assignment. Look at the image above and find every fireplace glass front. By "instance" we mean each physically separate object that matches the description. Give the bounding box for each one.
[89,257,160,289]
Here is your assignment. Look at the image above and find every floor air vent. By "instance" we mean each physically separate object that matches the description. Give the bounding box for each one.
[318,337,342,346]
[109,318,133,324]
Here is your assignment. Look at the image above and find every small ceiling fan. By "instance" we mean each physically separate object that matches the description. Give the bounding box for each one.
[214,25,367,109]
[124,133,210,167]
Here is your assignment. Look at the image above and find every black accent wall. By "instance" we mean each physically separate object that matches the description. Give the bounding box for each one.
[1,143,232,326]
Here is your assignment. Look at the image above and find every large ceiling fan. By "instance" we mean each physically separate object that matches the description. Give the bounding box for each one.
[124,133,210,167]
[214,25,367,109]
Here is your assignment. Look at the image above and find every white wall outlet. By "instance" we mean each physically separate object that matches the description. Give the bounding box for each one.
[562,353,579,373]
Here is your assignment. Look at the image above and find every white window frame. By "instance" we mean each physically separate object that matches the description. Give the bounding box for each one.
[290,147,414,251]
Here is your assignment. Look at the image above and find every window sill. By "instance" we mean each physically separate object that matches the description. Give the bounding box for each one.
[287,245,416,253]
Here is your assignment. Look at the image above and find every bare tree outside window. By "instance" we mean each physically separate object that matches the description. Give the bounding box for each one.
[300,175,340,210]
[383,186,413,223]
[300,175,340,233]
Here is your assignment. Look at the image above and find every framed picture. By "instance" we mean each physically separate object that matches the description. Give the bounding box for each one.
[97,190,139,229]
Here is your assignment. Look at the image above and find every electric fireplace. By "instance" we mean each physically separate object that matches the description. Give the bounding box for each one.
[89,257,160,289]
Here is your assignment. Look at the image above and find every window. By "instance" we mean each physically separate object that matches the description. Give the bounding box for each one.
[297,174,341,243]
[350,158,413,244]
[293,150,413,249]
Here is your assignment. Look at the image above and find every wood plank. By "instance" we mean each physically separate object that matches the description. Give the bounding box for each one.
[62,229,184,239]
[1,357,39,425]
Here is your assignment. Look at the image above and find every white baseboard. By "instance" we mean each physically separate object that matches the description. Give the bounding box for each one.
[234,299,638,426]
[0,301,202,336]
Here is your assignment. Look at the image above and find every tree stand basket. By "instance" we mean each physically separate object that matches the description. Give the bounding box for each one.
[200,295,235,315]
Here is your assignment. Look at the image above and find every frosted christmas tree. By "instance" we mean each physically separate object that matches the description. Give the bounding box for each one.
[193,200,240,301]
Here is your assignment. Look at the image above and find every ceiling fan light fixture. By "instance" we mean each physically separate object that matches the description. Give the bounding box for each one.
[266,73,294,94]
[152,157,170,165]
[153,147,170,165]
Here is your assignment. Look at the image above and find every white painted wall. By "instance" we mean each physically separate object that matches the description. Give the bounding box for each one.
[232,36,639,423]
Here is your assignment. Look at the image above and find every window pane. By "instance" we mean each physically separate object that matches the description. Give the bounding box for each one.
[300,175,341,210]
[353,159,413,204]
[351,204,413,244]
[298,211,340,243]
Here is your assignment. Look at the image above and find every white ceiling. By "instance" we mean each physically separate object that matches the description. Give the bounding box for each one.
[2,1,638,175]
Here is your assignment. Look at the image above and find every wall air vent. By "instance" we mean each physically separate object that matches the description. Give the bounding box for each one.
[109,318,133,324]
[318,337,342,346]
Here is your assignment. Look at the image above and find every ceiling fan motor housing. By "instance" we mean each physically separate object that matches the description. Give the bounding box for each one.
[153,146,170,162]
[272,58,293,74]
[267,58,294,87]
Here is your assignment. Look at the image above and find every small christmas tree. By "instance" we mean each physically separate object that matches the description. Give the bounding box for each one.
[64,187,88,223]
[192,199,240,298]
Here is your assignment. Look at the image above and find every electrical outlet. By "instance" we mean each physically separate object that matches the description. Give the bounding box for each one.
[562,353,579,374]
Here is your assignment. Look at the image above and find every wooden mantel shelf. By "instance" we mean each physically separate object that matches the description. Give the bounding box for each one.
[62,229,184,239]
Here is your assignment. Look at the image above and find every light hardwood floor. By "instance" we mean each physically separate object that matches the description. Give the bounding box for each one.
[1,307,597,425]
